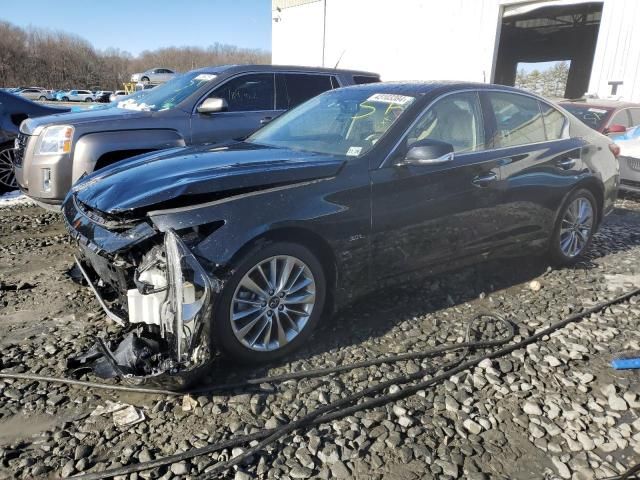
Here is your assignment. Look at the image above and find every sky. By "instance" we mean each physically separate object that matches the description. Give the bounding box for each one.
[1,0,272,55]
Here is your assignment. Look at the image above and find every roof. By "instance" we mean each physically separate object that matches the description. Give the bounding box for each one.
[334,80,533,97]
[193,64,380,77]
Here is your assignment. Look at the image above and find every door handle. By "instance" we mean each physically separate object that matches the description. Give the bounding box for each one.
[472,172,497,187]
[557,158,576,170]
[260,117,273,125]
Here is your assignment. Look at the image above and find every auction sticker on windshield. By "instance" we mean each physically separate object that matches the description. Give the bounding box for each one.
[367,93,414,105]
[194,74,216,82]
[346,146,363,156]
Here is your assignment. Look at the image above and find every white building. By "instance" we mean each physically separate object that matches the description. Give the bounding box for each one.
[272,0,640,102]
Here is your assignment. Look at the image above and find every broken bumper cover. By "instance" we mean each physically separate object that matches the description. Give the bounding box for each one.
[69,229,221,389]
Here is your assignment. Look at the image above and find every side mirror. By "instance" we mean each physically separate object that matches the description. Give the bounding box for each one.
[605,124,627,134]
[197,97,228,114]
[397,139,454,166]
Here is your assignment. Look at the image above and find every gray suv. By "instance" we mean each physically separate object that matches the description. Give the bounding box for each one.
[14,65,379,208]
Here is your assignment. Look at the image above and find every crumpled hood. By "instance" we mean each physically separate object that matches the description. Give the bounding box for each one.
[20,107,149,134]
[73,142,345,214]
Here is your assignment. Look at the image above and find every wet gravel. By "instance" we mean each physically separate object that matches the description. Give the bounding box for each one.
[0,194,640,479]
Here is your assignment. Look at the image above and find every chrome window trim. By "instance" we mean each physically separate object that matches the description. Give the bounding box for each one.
[380,87,571,169]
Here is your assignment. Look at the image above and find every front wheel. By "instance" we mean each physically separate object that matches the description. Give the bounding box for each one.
[38,96,47,101]
[0,147,17,193]
[62,97,69,102]
[141,76,150,85]
[213,241,327,363]
[549,188,598,265]
[85,98,93,102]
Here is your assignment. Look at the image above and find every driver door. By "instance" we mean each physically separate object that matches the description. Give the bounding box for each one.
[190,73,280,144]
[370,91,504,281]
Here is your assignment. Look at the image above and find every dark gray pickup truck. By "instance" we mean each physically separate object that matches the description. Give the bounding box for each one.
[14,64,379,208]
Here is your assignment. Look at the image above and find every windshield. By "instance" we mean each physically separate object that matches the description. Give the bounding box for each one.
[562,104,613,130]
[116,71,217,112]
[247,89,416,156]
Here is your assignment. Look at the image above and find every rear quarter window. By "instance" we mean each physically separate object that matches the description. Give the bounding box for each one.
[540,102,567,140]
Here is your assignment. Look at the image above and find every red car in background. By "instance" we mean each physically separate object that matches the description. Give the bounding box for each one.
[560,99,640,135]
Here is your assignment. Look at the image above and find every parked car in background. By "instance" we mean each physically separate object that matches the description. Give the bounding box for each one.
[560,99,640,135]
[131,68,176,84]
[62,82,619,382]
[57,90,95,102]
[94,91,114,103]
[109,90,128,102]
[15,64,380,208]
[0,91,70,192]
[17,88,49,101]
[608,126,640,193]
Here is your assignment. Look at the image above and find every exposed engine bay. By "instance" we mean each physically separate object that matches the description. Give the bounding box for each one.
[67,229,221,388]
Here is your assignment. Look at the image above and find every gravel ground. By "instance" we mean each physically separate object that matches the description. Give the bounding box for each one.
[0,193,639,479]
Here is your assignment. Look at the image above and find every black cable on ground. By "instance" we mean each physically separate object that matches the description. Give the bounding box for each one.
[66,286,640,480]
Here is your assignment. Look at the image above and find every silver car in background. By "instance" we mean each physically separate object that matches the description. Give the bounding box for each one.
[17,88,48,101]
[130,68,176,84]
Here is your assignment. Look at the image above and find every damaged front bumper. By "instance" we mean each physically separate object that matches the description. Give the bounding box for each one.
[69,228,221,389]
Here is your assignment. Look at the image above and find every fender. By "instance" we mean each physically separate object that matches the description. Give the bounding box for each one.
[71,129,187,183]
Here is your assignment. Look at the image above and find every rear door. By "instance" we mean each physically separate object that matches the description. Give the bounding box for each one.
[190,73,278,144]
[484,91,586,246]
[370,90,504,280]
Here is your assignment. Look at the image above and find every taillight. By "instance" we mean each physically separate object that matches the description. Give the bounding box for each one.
[609,143,620,158]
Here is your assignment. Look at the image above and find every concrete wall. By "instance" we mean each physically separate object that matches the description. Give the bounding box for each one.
[272,0,503,81]
[588,0,640,101]
[272,0,640,102]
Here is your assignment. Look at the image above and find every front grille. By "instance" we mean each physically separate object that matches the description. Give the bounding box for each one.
[621,179,640,188]
[13,133,28,167]
[627,157,640,172]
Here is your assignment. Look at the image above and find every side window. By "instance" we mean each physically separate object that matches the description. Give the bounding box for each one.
[353,75,380,85]
[406,91,484,153]
[611,109,631,127]
[488,92,546,148]
[630,108,640,126]
[278,74,333,110]
[210,73,275,112]
[540,102,567,140]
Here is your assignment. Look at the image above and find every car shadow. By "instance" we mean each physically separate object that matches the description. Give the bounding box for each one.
[200,201,640,390]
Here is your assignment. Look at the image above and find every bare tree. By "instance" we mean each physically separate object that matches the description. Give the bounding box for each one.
[0,20,271,91]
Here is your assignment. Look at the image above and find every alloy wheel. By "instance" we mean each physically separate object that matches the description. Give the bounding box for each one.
[0,148,17,189]
[559,196,594,258]
[230,255,316,352]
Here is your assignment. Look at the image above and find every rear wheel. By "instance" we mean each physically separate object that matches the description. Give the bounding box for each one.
[549,188,597,265]
[141,76,150,85]
[213,241,326,363]
[0,147,17,193]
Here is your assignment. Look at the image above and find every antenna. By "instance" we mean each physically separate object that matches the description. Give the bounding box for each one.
[334,50,346,69]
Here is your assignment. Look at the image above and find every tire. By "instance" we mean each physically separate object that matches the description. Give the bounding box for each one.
[549,188,598,266]
[141,76,150,85]
[85,98,93,102]
[38,96,46,101]
[62,97,69,102]
[0,146,18,193]
[213,241,327,364]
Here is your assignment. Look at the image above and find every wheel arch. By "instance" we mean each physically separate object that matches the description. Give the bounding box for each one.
[224,226,338,315]
[574,176,605,226]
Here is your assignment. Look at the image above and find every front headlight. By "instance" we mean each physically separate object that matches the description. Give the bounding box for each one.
[37,125,74,155]
[163,229,213,363]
